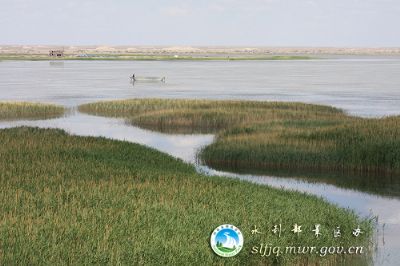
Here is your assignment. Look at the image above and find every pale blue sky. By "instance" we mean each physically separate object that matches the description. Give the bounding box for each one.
[1,0,399,46]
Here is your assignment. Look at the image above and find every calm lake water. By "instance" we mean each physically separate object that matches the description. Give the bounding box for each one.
[1,58,400,117]
[1,58,400,265]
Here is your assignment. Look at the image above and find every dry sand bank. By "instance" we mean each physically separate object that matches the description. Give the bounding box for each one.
[1,45,400,56]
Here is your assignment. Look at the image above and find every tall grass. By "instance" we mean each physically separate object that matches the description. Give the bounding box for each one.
[79,99,400,177]
[0,127,372,265]
[0,102,65,120]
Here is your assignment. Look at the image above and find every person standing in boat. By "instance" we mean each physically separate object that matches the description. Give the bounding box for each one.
[132,73,135,81]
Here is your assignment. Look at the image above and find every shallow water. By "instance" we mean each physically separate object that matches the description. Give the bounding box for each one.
[0,111,214,164]
[1,59,400,117]
[1,58,400,265]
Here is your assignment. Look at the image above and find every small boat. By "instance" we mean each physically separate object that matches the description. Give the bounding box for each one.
[130,76,166,83]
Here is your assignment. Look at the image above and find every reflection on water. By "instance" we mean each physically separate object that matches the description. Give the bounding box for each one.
[49,61,65,67]
[1,59,400,117]
[1,58,400,265]
[205,166,400,198]
[0,112,398,265]
[197,165,400,266]
[0,111,214,164]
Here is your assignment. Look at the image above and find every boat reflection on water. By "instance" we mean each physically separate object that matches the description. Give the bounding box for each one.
[2,58,400,265]
[49,61,65,67]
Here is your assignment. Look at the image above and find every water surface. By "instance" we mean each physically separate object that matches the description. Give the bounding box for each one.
[1,58,400,265]
[1,59,400,117]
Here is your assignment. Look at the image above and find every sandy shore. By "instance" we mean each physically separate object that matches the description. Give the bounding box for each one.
[1,45,400,56]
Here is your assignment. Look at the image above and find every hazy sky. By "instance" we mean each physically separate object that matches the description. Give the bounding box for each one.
[1,0,399,46]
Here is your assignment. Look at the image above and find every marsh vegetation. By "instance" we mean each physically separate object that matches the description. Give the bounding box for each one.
[79,99,400,179]
[0,102,65,120]
[0,127,371,265]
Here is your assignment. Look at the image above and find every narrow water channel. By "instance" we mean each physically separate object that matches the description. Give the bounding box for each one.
[0,111,398,265]
[2,58,400,265]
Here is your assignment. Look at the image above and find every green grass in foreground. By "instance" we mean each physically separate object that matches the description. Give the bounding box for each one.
[0,54,314,61]
[0,127,371,265]
[79,99,400,178]
[0,102,65,120]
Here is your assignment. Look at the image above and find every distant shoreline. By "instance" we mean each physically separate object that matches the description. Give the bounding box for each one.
[1,45,400,57]
[0,54,315,61]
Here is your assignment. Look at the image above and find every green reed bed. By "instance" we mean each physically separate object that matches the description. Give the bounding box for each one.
[0,102,65,120]
[79,99,400,177]
[0,127,371,265]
